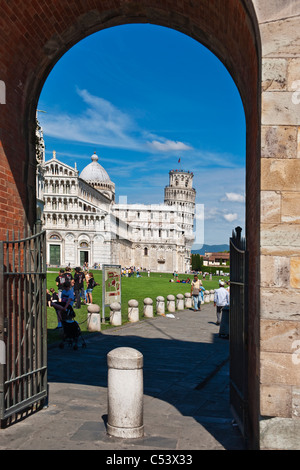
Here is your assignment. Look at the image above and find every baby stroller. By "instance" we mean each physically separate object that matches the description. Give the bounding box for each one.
[59,306,87,350]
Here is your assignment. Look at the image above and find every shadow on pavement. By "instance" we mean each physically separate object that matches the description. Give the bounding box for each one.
[47,313,245,450]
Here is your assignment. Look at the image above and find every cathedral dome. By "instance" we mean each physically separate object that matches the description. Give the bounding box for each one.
[79,153,111,183]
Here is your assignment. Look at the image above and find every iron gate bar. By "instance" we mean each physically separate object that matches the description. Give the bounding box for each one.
[0,226,47,425]
[0,235,5,419]
[229,226,248,442]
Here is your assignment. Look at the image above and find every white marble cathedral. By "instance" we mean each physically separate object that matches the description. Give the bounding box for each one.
[37,141,196,272]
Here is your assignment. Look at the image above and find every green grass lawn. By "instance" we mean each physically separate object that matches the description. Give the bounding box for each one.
[47,269,225,344]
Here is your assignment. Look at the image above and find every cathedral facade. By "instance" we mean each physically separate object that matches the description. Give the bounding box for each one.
[39,150,196,273]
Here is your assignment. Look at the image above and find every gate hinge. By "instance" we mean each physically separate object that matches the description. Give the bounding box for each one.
[2,318,8,335]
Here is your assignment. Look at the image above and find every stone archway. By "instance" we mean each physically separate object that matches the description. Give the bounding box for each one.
[0,0,261,449]
[0,0,261,235]
[1,0,299,450]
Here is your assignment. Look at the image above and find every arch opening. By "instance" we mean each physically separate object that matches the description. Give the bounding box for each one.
[0,0,261,449]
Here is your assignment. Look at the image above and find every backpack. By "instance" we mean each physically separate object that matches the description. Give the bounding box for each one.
[89,278,96,288]
[57,274,66,286]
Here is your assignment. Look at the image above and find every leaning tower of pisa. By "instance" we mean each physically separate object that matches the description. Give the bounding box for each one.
[164,169,196,270]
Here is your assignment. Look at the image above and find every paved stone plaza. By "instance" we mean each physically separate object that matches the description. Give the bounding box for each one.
[0,303,245,451]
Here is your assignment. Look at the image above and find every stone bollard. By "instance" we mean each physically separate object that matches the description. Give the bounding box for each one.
[87,304,101,332]
[107,347,144,438]
[210,290,215,302]
[176,293,184,310]
[184,292,192,309]
[167,294,175,313]
[156,296,165,316]
[143,298,153,318]
[204,290,210,303]
[110,302,122,326]
[128,299,139,323]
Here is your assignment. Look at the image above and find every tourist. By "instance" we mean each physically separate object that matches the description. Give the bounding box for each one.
[51,281,75,328]
[214,280,229,325]
[46,289,52,307]
[191,275,202,311]
[50,287,59,304]
[86,273,98,304]
[55,269,66,301]
[199,279,205,304]
[74,267,85,309]
[84,271,91,302]
[64,266,73,282]
[82,261,88,272]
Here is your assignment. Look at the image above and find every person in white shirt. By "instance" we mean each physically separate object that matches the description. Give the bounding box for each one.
[214,280,229,325]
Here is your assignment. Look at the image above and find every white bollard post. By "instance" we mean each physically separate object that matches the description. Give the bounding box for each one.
[143,298,153,318]
[167,294,175,313]
[110,302,122,326]
[107,347,144,438]
[176,293,184,310]
[128,299,139,322]
[184,292,192,309]
[156,296,165,316]
[210,290,215,302]
[87,304,101,332]
[204,290,210,303]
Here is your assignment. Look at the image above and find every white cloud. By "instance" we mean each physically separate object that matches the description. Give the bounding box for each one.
[221,192,245,203]
[149,139,192,152]
[40,88,191,155]
[223,213,238,222]
[204,207,221,221]
[202,206,240,224]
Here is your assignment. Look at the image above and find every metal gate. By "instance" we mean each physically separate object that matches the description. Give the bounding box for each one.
[229,226,248,441]
[0,225,47,427]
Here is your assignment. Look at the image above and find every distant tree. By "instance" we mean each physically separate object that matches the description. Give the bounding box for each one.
[191,254,195,270]
[191,254,197,270]
[191,254,203,271]
[199,255,203,271]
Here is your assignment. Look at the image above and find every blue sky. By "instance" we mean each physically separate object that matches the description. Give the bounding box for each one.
[37,24,246,247]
